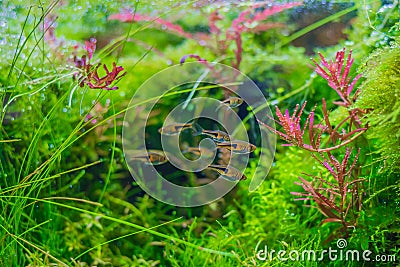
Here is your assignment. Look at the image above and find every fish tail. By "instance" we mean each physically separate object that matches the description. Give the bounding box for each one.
[130,155,149,163]
[192,121,204,136]
[131,155,147,159]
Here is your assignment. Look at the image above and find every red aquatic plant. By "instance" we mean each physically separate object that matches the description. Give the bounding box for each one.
[260,48,367,236]
[179,54,210,67]
[108,12,193,39]
[230,2,298,34]
[260,99,367,152]
[109,2,302,70]
[205,2,302,70]
[73,38,126,91]
[312,48,365,128]
[312,48,362,108]
[261,101,312,149]
[177,2,302,97]
[260,48,367,152]
[291,148,364,231]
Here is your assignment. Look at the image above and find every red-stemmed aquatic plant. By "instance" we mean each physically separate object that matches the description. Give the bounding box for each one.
[259,48,368,237]
[108,12,193,39]
[291,148,364,232]
[73,38,126,91]
[41,13,127,90]
[109,2,302,71]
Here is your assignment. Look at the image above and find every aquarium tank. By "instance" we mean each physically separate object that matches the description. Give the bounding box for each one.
[0,0,399,266]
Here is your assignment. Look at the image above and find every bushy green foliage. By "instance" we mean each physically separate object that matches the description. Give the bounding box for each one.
[356,44,400,173]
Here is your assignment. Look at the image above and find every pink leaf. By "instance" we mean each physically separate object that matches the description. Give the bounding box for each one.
[323,161,336,177]
[109,12,193,39]
[180,54,208,65]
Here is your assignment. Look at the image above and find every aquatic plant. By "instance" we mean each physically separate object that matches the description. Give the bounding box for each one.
[108,12,193,39]
[259,48,367,237]
[1,1,398,266]
[312,49,361,108]
[73,38,127,91]
[355,44,400,173]
[109,2,302,70]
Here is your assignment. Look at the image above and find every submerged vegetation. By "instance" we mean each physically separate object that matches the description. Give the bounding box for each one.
[0,0,399,266]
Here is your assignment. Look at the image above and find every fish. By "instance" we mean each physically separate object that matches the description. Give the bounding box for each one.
[193,124,231,143]
[158,123,194,136]
[222,97,243,108]
[197,129,230,142]
[207,165,247,181]
[130,150,168,165]
[215,140,257,154]
[182,146,215,158]
[216,97,243,111]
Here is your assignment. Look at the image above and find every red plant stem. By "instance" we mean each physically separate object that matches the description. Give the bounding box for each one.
[301,130,367,153]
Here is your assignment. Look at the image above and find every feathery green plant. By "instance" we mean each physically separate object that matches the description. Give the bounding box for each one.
[355,44,400,173]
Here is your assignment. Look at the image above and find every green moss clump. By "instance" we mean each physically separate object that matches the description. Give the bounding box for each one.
[356,44,400,173]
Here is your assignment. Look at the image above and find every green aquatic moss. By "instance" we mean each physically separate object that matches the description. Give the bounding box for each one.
[356,44,400,173]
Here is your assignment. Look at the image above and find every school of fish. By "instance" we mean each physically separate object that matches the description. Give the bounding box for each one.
[131,96,255,182]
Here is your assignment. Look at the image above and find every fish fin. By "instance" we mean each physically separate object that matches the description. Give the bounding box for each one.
[215,101,230,112]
